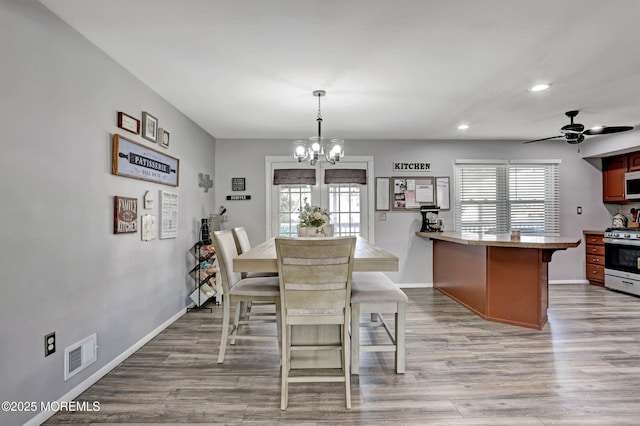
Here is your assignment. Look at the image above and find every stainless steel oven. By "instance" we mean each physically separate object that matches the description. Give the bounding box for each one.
[604,228,640,296]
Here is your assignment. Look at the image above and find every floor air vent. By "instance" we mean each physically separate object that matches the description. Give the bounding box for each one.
[64,333,97,380]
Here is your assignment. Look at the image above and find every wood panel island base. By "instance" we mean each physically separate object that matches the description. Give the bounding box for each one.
[417,232,581,330]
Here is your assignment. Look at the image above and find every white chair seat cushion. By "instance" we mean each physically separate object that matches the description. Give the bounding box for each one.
[229,276,280,297]
[351,272,408,303]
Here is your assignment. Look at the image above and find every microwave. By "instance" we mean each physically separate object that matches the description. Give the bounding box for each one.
[625,171,640,200]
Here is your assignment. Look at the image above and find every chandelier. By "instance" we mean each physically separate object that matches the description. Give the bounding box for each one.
[293,90,345,165]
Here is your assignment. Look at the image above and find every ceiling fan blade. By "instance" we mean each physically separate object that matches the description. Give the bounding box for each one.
[522,135,563,144]
[584,126,634,136]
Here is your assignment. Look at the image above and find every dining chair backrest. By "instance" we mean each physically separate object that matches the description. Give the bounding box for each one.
[211,229,242,293]
[275,237,356,325]
[232,227,252,255]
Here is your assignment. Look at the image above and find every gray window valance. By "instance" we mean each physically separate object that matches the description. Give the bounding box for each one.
[324,169,367,185]
[273,169,317,185]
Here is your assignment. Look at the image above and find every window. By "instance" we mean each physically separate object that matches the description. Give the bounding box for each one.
[278,184,312,237]
[266,158,373,240]
[454,160,560,235]
[329,183,361,236]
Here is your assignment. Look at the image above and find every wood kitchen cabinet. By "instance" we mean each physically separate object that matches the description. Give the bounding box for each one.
[584,232,605,287]
[629,152,640,171]
[602,154,628,202]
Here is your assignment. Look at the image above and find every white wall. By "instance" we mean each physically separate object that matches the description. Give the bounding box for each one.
[0,2,215,424]
[215,138,613,284]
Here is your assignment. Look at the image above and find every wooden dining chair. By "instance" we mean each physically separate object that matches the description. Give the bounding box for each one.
[211,229,281,364]
[231,227,279,336]
[275,236,356,410]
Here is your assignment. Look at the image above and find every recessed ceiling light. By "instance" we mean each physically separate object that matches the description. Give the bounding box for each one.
[457,124,469,130]
[530,83,551,92]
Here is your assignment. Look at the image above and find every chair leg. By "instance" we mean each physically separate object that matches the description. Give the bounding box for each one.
[350,303,360,375]
[275,299,282,364]
[396,303,406,374]
[231,301,242,345]
[280,320,289,410]
[343,320,351,410]
[217,296,231,364]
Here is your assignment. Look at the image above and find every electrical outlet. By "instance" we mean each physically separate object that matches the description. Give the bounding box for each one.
[45,332,55,357]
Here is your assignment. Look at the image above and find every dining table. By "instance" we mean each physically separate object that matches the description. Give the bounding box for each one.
[233,235,399,273]
[232,235,399,368]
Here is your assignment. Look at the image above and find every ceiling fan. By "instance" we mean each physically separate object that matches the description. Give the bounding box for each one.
[523,110,633,144]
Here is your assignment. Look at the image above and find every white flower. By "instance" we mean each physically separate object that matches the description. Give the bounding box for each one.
[314,212,322,220]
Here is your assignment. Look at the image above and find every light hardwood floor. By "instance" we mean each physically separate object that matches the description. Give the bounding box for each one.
[45,285,640,425]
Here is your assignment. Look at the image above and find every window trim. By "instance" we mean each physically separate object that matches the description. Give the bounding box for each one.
[264,156,375,242]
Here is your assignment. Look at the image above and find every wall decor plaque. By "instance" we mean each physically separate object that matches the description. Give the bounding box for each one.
[232,177,246,191]
[114,196,138,234]
[159,190,179,239]
[112,134,179,186]
[226,195,251,200]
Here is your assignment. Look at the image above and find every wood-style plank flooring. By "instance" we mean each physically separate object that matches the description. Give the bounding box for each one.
[45,285,640,425]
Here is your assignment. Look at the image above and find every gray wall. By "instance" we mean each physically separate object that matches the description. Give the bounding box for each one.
[0,2,215,424]
[215,139,612,283]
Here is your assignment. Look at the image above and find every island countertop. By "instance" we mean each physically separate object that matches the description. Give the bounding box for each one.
[416,231,581,249]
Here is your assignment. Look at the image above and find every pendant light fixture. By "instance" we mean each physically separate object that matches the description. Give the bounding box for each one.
[293,90,345,165]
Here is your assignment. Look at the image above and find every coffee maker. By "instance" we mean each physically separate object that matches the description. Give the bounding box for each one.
[420,206,443,232]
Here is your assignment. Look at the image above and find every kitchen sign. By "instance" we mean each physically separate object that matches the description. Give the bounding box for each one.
[393,161,431,171]
[226,195,251,200]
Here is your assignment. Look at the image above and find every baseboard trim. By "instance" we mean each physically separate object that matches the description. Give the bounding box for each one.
[550,279,590,285]
[25,307,187,426]
[397,282,432,288]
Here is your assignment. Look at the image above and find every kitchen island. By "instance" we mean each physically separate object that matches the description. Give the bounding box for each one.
[416,231,581,329]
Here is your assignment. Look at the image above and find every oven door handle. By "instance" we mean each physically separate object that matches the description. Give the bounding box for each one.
[603,237,640,246]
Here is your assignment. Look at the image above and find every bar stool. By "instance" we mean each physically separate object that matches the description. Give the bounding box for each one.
[350,271,407,374]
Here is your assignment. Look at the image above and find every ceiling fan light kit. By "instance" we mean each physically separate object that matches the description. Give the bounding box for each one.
[293,90,345,165]
[524,110,633,144]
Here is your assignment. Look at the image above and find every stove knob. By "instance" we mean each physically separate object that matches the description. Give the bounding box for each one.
[614,233,620,238]
[624,234,631,238]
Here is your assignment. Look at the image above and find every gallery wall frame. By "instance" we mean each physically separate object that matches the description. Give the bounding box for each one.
[113,196,138,234]
[112,134,180,186]
[117,111,140,135]
[158,128,170,149]
[141,111,158,142]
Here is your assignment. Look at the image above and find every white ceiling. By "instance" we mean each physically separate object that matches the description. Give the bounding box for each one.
[41,0,640,143]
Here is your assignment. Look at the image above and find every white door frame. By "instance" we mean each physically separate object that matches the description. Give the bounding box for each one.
[265,156,375,243]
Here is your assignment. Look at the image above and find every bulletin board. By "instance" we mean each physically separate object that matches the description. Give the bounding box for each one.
[391,176,450,211]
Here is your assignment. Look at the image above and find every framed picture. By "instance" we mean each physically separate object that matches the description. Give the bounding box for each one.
[117,111,140,135]
[141,111,158,142]
[376,177,390,211]
[112,134,180,186]
[158,128,170,149]
[232,177,246,191]
[114,196,138,234]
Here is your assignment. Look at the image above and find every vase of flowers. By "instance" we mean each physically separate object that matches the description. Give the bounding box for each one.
[298,199,334,237]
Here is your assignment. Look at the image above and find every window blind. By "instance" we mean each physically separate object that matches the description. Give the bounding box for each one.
[454,160,560,235]
[324,169,367,184]
[273,169,316,185]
